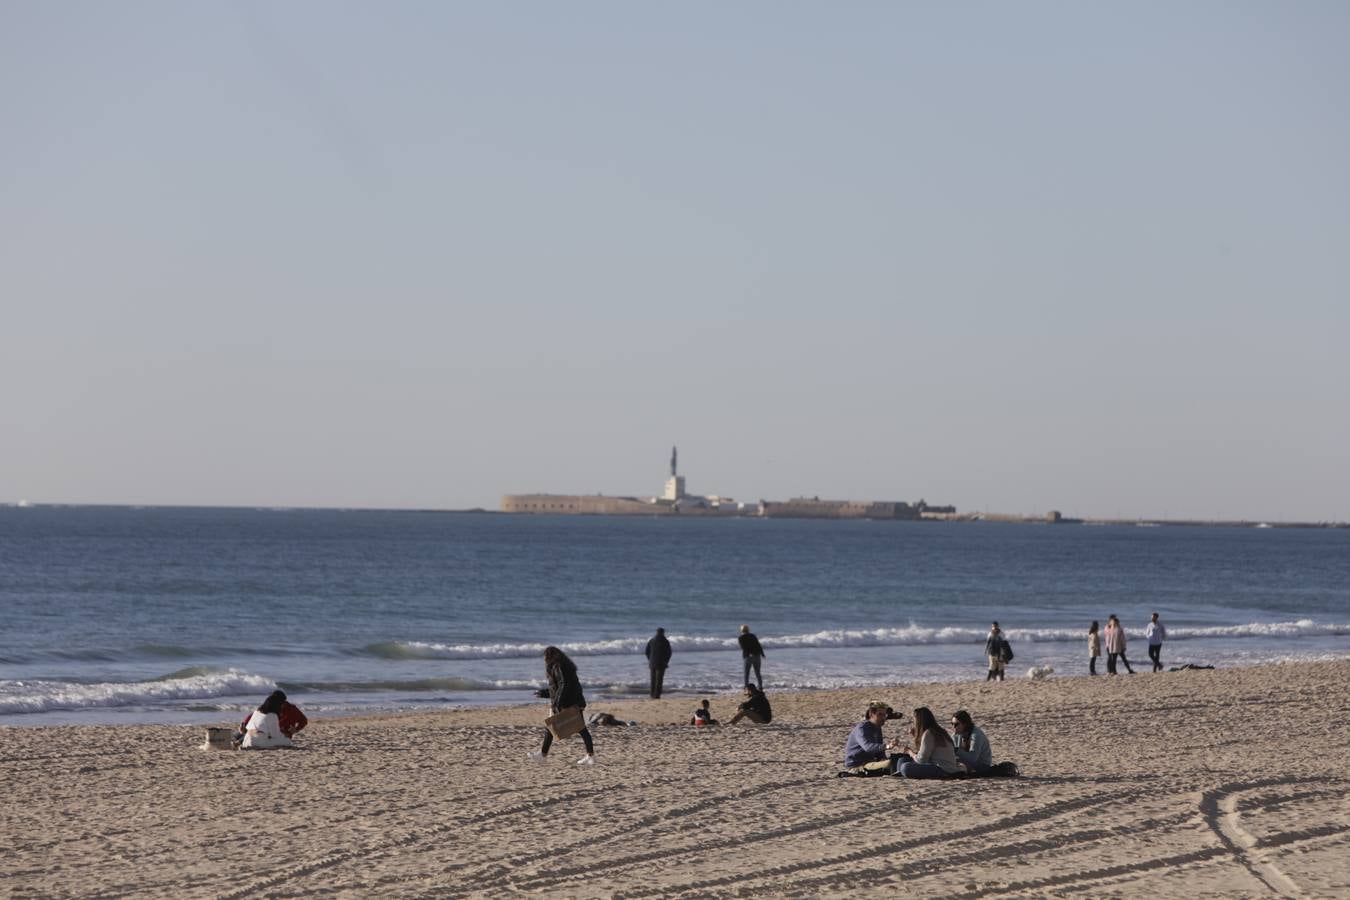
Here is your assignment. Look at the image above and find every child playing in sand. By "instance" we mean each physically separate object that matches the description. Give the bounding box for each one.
[690,699,718,726]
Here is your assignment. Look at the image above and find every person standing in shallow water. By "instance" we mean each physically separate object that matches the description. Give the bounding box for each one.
[645,627,672,699]
[984,622,1007,682]
[530,646,595,766]
[1146,612,1167,672]
[738,624,766,690]
[1088,621,1101,676]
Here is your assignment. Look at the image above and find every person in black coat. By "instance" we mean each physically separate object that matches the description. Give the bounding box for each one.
[645,627,673,699]
[530,646,595,765]
[738,624,766,690]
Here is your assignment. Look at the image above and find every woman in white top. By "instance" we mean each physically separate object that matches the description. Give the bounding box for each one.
[897,707,964,779]
[240,690,294,749]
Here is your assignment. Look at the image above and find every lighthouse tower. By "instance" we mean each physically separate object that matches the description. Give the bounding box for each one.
[663,445,686,501]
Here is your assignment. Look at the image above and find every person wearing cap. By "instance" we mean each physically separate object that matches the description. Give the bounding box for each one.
[843,701,902,771]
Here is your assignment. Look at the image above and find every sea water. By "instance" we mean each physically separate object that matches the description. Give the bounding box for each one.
[1,506,1347,725]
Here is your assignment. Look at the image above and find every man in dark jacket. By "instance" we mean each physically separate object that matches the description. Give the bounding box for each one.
[738,624,766,690]
[645,627,673,699]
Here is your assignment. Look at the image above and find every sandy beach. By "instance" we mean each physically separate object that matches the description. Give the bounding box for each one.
[5,659,1349,898]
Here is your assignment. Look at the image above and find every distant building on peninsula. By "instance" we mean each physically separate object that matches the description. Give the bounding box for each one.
[501,448,954,521]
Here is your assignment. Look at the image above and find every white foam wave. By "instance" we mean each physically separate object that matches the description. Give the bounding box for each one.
[0,670,275,715]
[367,619,1348,661]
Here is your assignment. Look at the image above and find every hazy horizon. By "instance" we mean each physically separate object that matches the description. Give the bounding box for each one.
[4,3,1347,521]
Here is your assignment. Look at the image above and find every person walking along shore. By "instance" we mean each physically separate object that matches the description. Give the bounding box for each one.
[530,646,595,765]
[1088,621,1101,676]
[1146,612,1167,672]
[1105,615,1134,675]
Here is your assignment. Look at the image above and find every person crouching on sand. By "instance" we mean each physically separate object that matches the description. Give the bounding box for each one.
[691,699,718,727]
[895,707,965,779]
[729,684,772,724]
[530,646,596,766]
[238,689,306,749]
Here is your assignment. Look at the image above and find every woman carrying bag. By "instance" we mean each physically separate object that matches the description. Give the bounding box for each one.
[529,646,596,766]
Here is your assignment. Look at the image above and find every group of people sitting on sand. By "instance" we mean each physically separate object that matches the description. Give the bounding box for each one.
[231,650,1009,782]
[842,701,996,778]
[232,689,308,749]
[685,684,773,727]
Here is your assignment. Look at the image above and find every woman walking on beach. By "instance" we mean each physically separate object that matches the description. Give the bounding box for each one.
[1088,621,1101,676]
[530,646,596,765]
[1104,615,1134,675]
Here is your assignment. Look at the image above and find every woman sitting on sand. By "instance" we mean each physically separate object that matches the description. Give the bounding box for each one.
[239,690,306,749]
[895,707,964,779]
[530,646,596,766]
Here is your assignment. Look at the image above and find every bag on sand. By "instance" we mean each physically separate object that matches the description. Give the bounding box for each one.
[545,706,585,740]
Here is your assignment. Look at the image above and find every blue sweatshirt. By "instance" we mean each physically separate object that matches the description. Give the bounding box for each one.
[844,720,887,768]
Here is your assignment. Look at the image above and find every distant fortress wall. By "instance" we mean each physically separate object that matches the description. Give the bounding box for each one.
[759,498,922,520]
[502,494,659,515]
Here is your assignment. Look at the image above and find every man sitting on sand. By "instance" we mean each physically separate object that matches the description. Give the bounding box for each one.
[950,710,992,773]
[844,701,904,772]
[690,699,718,726]
[729,684,772,724]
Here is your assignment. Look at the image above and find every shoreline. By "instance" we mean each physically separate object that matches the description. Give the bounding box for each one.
[6,658,1350,896]
[7,648,1350,729]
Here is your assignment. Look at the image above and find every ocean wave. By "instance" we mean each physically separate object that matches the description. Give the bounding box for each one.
[363,619,1349,661]
[0,669,275,715]
[276,677,540,694]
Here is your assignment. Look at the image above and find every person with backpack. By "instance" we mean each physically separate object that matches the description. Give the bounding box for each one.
[985,622,1008,682]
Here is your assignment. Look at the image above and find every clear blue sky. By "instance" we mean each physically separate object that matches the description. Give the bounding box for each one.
[3,2,1347,520]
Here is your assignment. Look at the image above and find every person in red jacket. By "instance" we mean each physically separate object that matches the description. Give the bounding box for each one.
[238,690,307,739]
